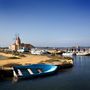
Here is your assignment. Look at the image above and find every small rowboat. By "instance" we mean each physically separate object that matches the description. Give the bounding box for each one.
[13,64,58,79]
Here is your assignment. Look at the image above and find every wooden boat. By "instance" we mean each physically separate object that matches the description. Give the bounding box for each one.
[13,64,58,79]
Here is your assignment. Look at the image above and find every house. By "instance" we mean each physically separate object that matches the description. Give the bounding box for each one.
[31,48,48,55]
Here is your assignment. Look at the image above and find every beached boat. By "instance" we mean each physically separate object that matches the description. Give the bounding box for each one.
[13,64,58,79]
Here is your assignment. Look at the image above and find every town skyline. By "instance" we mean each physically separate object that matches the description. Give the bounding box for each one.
[0,0,90,47]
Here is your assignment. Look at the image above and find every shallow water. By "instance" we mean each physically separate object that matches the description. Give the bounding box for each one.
[0,55,7,60]
[0,56,90,90]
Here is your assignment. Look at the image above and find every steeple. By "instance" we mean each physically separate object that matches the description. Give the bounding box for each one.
[9,34,34,51]
[15,35,21,50]
[15,36,21,46]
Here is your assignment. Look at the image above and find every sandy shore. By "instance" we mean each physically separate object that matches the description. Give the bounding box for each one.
[0,53,50,66]
[0,52,13,57]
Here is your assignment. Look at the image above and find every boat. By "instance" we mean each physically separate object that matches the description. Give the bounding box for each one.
[76,52,90,56]
[13,64,58,79]
[62,52,76,57]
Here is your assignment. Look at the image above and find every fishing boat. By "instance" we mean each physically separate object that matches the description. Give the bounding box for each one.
[62,52,76,57]
[13,64,58,79]
[76,52,90,56]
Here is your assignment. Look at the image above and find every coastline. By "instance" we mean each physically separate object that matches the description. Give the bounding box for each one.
[0,52,50,66]
[0,52,73,78]
[0,52,73,69]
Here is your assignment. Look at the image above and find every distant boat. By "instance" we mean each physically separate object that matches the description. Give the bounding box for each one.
[62,52,76,57]
[76,52,90,56]
[13,64,58,79]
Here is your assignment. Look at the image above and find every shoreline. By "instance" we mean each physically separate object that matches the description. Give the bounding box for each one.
[0,52,51,66]
[0,52,73,69]
[0,52,73,78]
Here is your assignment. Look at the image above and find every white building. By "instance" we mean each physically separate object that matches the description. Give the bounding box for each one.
[31,48,48,55]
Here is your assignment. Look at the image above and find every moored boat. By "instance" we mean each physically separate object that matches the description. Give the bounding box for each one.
[62,52,76,57]
[76,52,90,56]
[13,64,58,79]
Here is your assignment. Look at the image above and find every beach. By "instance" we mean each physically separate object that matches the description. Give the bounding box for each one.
[0,52,50,66]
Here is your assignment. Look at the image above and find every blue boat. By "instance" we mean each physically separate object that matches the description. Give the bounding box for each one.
[13,64,58,79]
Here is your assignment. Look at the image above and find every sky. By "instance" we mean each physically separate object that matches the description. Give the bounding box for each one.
[0,0,90,47]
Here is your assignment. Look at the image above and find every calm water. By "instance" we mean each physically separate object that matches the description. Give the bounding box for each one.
[0,56,90,90]
[0,55,7,60]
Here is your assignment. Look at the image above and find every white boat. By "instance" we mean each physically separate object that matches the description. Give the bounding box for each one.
[76,52,90,56]
[62,52,76,57]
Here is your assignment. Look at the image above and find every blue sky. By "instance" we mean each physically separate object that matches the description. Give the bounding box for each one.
[0,0,90,47]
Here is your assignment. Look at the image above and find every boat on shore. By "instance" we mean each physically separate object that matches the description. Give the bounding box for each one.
[13,64,58,79]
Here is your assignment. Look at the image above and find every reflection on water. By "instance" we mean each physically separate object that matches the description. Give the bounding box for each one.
[12,76,18,83]
[1,56,90,90]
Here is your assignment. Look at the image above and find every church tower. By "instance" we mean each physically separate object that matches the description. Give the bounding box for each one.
[15,36,21,50]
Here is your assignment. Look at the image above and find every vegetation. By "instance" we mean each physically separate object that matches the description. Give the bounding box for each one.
[49,55,73,60]
[3,63,22,67]
[8,56,20,59]
[38,55,73,67]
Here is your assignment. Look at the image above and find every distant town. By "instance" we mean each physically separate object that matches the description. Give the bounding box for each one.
[0,35,90,57]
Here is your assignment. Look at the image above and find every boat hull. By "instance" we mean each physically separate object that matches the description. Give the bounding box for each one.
[13,64,58,79]
[62,52,76,57]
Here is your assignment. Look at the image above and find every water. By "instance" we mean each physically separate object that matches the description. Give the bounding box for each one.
[0,56,90,90]
[0,55,7,60]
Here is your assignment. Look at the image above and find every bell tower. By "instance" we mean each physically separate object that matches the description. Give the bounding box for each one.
[15,35,21,50]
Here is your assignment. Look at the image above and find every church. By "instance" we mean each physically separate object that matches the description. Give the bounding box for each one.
[9,36,34,51]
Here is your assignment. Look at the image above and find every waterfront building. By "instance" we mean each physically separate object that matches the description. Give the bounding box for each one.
[9,36,34,52]
[31,48,48,55]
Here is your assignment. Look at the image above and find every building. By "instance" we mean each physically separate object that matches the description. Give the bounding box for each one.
[31,48,48,55]
[9,36,34,52]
